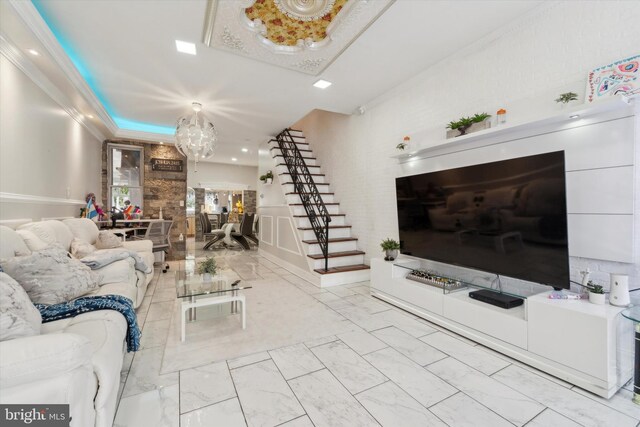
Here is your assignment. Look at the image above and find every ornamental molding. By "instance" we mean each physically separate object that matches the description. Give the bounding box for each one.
[203,0,395,75]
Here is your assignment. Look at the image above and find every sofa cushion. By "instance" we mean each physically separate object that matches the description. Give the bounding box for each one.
[63,218,99,245]
[0,245,100,305]
[0,226,31,259]
[42,220,75,251]
[18,222,57,247]
[70,238,97,259]
[0,272,42,341]
[16,229,49,252]
[95,231,123,250]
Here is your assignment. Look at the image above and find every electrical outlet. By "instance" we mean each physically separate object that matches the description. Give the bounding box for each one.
[66,187,71,198]
[180,200,184,206]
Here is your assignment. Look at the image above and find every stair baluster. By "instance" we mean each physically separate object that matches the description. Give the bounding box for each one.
[276,128,331,272]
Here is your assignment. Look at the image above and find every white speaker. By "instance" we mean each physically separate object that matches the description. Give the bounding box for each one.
[609,273,630,307]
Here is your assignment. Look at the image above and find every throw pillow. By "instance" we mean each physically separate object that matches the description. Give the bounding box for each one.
[16,229,50,252]
[70,237,96,259]
[0,272,42,341]
[95,231,123,250]
[0,245,100,305]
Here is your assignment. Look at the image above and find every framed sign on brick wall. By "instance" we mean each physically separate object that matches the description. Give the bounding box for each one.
[151,158,183,172]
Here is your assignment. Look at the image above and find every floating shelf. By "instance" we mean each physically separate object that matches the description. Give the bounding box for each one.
[392,95,636,163]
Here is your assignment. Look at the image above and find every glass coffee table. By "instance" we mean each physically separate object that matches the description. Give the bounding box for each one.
[176,268,251,342]
[621,306,640,404]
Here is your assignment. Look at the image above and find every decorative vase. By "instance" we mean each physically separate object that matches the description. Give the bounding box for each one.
[384,249,398,261]
[609,273,630,307]
[588,292,605,305]
[266,178,273,185]
[202,273,213,282]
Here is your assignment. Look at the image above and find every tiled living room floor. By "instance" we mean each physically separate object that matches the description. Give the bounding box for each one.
[114,250,640,427]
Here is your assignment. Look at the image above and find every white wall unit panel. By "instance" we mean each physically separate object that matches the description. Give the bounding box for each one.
[566,167,634,214]
[568,214,634,263]
[276,216,301,255]
[260,215,273,246]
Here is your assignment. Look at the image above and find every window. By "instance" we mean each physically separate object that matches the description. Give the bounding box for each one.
[186,187,195,215]
[108,144,143,212]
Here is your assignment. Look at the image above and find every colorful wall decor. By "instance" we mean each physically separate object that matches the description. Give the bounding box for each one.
[586,54,639,102]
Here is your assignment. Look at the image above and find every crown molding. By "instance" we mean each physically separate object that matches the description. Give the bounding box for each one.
[0,192,86,205]
[0,32,107,142]
[8,0,118,135]
[114,128,176,144]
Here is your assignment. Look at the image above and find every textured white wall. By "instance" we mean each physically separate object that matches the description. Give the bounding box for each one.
[0,55,102,220]
[187,161,258,190]
[293,1,640,291]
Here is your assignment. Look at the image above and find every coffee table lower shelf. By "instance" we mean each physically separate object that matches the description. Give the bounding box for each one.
[180,294,246,342]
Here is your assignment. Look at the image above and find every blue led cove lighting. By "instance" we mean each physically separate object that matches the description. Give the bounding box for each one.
[31,0,175,136]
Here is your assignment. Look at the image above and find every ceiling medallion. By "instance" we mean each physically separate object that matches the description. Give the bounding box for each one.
[273,0,336,21]
[202,0,395,75]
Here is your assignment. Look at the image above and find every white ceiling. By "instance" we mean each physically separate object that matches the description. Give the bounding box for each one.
[4,0,543,166]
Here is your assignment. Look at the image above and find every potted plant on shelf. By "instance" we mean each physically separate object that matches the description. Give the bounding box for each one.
[260,170,274,185]
[396,136,411,151]
[197,257,217,282]
[380,238,401,261]
[446,112,492,138]
[586,280,605,305]
[555,92,579,106]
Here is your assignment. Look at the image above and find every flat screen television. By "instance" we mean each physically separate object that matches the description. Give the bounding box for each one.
[396,151,570,289]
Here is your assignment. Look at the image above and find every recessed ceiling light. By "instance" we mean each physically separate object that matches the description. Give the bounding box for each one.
[175,40,197,55]
[27,49,39,56]
[87,114,94,119]
[569,114,580,119]
[313,79,332,89]
[160,142,164,145]
[241,148,248,153]
[231,157,238,162]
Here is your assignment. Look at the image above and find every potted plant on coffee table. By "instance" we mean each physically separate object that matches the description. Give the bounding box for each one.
[586,280,605,305]
[380,238,401,261]
[198,257,218,282]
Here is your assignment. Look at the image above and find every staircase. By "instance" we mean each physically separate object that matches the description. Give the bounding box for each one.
[269,128,370,286]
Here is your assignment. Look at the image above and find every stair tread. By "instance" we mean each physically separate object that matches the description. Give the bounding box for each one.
[314,265,370,275]
[270,139,308,144]
[293,214,345,217]
[271,147,312,153]
[308,250,365,260]
[290,202,339,206]
[280,172,325,176]
[282,182,329,186]
[277,163,319,168]
[303,237,358,244]
[298,225,351,230]
[273,155,316,159]
[286,192,334,195]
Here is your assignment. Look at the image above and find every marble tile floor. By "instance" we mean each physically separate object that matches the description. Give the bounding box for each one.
[115,251,640,427]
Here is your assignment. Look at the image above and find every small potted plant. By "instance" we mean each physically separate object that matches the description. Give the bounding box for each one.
[197,257,217,282]
[446,113,491,138]
[260,170,274,185]
[555,92,578,106]
[396,136,410,151]
[586,280,605,305]
[380,238,401,261]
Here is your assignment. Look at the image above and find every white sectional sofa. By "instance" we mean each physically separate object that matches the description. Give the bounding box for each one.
[0,219,155,427]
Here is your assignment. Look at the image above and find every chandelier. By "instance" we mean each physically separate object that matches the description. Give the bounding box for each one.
[175,102,217,171]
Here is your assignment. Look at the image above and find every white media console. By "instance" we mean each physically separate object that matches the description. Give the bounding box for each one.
[371,257,633,398]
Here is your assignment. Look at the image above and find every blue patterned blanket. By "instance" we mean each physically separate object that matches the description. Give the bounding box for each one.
[36,295,141,352]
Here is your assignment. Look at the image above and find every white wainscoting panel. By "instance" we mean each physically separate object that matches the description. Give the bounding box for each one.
[260,215,273,246]
[568,214,634,263]
[276,216,301,255]
[566,167,634,214]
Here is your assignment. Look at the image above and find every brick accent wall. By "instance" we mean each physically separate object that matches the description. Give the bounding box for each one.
[243,190,256,214]
[102,140,187,245]
[194,188,205,241]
